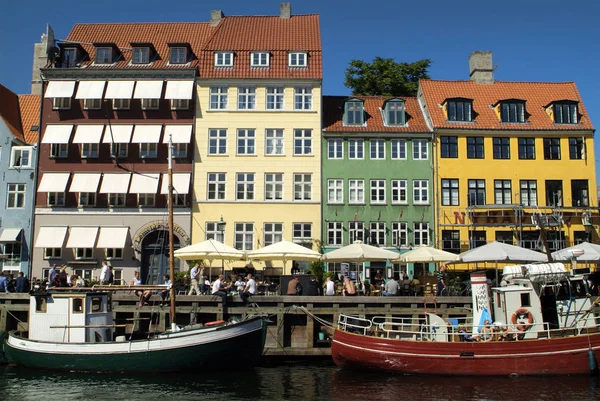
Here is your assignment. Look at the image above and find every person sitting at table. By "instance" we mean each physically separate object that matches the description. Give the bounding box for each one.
[383,274,400,296]
[475,320,494,342]
[373,269,384,288]
[410,276,421,295]
[342,277,356,296]
[287,276,302,295]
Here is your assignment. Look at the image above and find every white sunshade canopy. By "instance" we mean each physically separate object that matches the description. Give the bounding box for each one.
[104,80,135,99]
[73,125,105,144]
[66,227,99,248]
[396,246,460,263]
[133,80,164,99]
[38,173,70,193]
[458,241,548,263]
[99,173,131,194]
[160,173,191,195]
[552,242,600,262]
[35,226,68,248]
[69,173,101,193]
[0,228,22,243]
[247,240,322,262]
[164,80,194,100]
[174,239,246,261]
[129,173,160,194]
[132,125,162,143]
[42,125,74,144]
[75,81,106,99]
[96,227,129,248]
[102,125,134,143]
[44,81,76,98]
[163,125,193,144]
[321,241,399,262]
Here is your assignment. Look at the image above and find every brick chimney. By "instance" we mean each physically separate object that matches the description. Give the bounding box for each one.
[280,2,291,19]
[469,51,494,84]
[210,10,224,26]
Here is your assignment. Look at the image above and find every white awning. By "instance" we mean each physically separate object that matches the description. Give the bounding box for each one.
[73,125,105,144]
[129,173,160,194]
[66,227,99,248]
[44,81,76,98]
[131,125,162,143]
[133,81,163,99]
[99,173,131,194]
[75,81,106,99]
[69,173,101,193]
[96,227,129,248]
[42,125,74,144]
[0,228,22,243]
[102,125,133,143]
[160,173,191,195]
[104,80,135,99]
[162,125,192,144]
[164,80,194,100]
[38,173,70,193]
[35,226,68,248]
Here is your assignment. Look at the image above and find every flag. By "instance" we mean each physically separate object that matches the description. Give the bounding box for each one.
[353,209,358,222]
[399,209,403,218]
[377,210,381,221]
[477,307,492,333]
[421,210,425,221]
[335,208,338,217]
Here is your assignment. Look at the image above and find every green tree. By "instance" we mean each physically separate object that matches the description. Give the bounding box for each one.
[344,57,432,97]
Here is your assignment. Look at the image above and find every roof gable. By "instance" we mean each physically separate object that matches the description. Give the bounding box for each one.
[18,94,41,144]
[0,84,25,142]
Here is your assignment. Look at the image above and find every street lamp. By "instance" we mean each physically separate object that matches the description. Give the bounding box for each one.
[217,216,226,275]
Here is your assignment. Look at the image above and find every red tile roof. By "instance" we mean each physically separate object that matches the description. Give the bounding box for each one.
[18,94,41,144]
[420,80,594,131]
[0,83,25,143]
[323,96,430,133]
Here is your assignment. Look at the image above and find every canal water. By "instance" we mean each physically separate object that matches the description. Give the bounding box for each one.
[1,359,599,401]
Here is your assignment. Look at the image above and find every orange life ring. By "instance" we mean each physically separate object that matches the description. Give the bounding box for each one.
[511,308,533,331]
[205,320,225,327]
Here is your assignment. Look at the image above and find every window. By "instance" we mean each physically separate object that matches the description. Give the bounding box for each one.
[251,52,269,67]
[171,99,189,110]
[441,230,460,254]
[293,223,312,247]
[440,137,458,158]
[385,100,405,125]
[137,193,155,207]
[328,139,343,159]
[493,138,510,159]
[234,223,254,250]
[518,138,535,159]
[495,231,513,245]
[141,98,159,110]
[345,100,364,125]
[349,221,364,244]
[113,99,130,110]
[63,48,77,67]
[370,180,386,204]
[441,179,459,206]
[369,222,386,246]
[574,231,591,245]
[106,248,123,259]
[110,143,128,158]
[553,102,578,124]
[289,52,307,67]
[96,47,112,64]
[172,143,187,158]
[206,222,224,242]
[520,180,537,206]
[447,99,473,122]
[265,173,283,201]
[392,222,408,247]
[78,192,96,207]
[569,138,585,159]
[543,138,561,160]
[391,180,408,204]
[545,180,563,207]
[81,143,99,158]
[10,147,32,168]
[327,221,343,246]
[469,231,486,249]
[208,129,227,155]
[349,179,364,204]
[43,248,62,259]
[237,129,255,155]
[209,86,228,110]
[108,193,126,207]
[293,129,312,155]
[348,139,364,159]
[413,222,429,246]
[171,193,188,207]
[214,52,233,67]
[328,179,343,204]
[294,87,312,110]
[294,174,312,201]
[84,99,102,110]
[6,184,26,208]
[170,47,187,64]
[494,180,512,204]
[207,173,226,200]
[236,173,254,200]
[265,129,284,155]
[139,143,157,158]
[571,180,589,207]
[53,97,71,110]
[132,47,150,64]
[412,139,428,160]
[264,223,283,246]
[48,192,65,207]
[238,87,256,110]
[501,101,525,123]
[467,137,484,159]
[266,87,284,110]
[468,180,485,206]
[391,139,406,160]
[75,248,93,259]
[413,180,429,204]
[370,139,385,160]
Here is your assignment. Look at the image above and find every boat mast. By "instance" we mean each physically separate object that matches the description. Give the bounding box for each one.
[168,134,177,330]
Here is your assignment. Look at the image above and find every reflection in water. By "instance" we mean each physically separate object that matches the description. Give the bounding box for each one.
[1,360,599,401]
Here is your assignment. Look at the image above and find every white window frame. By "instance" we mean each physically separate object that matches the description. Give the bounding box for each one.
[251,52,269,67]
[10,147,32,168]
[170,99,189,110]
[327,222,343,246]
[111,143,128,158]
[236,173,255,200]
[441,179,459,206]
[43,248,62,260]
[47,192,65,207]
[236,129,256,155]
[139,143,157,159]
[234,222,254,251]
[266,86,284,110]
[391,139,407,160]
[238,87,256,110]
[294,87,312,110]
[113,99,130,110]
[293,129,312,155]
[78,192,96,207]
[264,223,283,246]
[349,179,365,204]
[265,173,284,201]
[265,129,284,155]
[209,86,228,110]
[348,139,364,159]
[413,139,428,160]
[142,98,159,110]
[391,180,408,204]
[108,193,126,207]
[392,222,408,247]
[294,173,312,201]
[293,223,312,247]
[53,97,71,110]
[214,52,233,67]
[95,47,112,64]
[205,222,224,242]
[288,52,307,67]
[494,179,512,205]
[349,221,364,243]
[370,179,386,204]
[328,179,344,204]
[75,248,94,260]
[132,47,150,64]
[208,129,227,155]
[6,183,26,209]
[369,222,386,247]
[207,173,226,200]
[328,139,343,159]
[137,193,155,207]
[105,248,123,260]
[50,143,68,158]
[81,143,99,158]
[370,139,385,160]
[413,180,429,204]
[520,180,538,206]
[413,222,430,246]
[84,98,102,110]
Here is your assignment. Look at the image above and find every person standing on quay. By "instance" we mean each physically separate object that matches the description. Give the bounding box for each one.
[324,276,335,296]
[48,264,57,288]
[15,272,29,293]
[436,265,447,296]
[188,264,201,295]
[100,260,110,284]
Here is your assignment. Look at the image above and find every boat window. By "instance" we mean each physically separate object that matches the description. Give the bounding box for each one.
[91,297,103,313]
[72,298,84,313]
[520,292,531,307]
[35,296,47,313]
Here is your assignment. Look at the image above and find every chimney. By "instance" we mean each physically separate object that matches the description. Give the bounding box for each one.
[280,2,291,19]
[210,10,224,27]
[31,24,55,95]
[469,51,494,84]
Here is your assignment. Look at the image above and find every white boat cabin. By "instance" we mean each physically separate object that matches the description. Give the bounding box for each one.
[28,292,114,343]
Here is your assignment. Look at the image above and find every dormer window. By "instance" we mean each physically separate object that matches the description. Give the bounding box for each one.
[553,102,578,124]
[289,52,307,67]
[500,100,526,123]
[215,52,233,67]
[446,98,473,122]
[96,47,112,64]
[344,99,364,126]
[385,99,406,126]
[170,47,187,64]
[251,52,269,67]
[63,48,78,67]
[132,47,150,64]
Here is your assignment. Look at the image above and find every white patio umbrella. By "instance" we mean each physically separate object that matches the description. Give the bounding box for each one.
[551,242,600,262]
[246,240,322,271]
[458,241,548,263]
[396,246,460,263]
[321,241,399,262]
[174,238,246,261]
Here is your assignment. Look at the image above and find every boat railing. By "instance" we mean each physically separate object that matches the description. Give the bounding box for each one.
[337,314,372,336]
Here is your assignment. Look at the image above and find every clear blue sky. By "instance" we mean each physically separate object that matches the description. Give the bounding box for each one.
[2,0,599,180]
